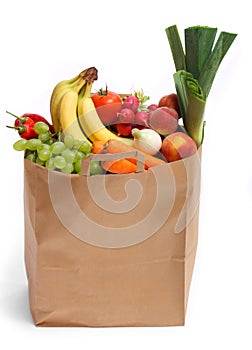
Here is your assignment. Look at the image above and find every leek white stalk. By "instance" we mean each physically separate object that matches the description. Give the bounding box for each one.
[131,128,162,155]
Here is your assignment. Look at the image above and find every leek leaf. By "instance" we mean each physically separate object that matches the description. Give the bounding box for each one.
[165,25,186,71]
[185,26,217,80]
[198,31,237,96]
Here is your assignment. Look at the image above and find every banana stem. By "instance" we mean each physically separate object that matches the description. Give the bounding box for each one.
[83,80,92,99]
[82,67,98,84]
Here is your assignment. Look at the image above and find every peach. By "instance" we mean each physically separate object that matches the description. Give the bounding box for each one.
[161,131,197,162]
[158,93,180,115]
[149,106,178,135]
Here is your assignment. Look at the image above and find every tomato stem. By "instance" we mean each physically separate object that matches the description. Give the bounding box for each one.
[97,84,109,96]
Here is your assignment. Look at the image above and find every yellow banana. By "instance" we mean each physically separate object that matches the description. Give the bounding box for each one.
[56,77,91,144]
[77,80,133,145]
[50,73,79,112]
[50,69,88,132]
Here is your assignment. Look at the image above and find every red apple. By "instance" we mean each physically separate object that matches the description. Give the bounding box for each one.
[161,132,197,162]
[158,93,180,115]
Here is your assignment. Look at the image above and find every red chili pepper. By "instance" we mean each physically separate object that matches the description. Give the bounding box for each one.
[14,115,35,128]
[6,111,38,139]
[22,113,55,133]
[6,124,35,139]
[6,111,55,134]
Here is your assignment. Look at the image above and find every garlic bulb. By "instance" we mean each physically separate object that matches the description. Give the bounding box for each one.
[131,128,162,155]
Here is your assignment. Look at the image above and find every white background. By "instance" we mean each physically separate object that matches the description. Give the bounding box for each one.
[1,0,252,348]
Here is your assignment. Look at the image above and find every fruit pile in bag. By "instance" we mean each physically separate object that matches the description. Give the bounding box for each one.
[7,25,237,175]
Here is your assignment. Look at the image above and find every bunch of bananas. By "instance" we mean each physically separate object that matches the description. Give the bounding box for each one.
[50,67,130,146]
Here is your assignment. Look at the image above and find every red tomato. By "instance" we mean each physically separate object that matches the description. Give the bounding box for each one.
[92,88,122,125]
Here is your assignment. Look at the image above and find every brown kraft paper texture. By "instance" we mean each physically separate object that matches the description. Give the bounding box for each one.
[24,147,202,327]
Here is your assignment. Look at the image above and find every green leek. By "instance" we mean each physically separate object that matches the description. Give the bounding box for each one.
[165,24,237,146]
[185,26,217,80]
[165,25,186,71]
[174,70,206,147]
[198,31,237,96]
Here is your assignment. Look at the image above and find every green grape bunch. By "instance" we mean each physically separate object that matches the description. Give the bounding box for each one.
[13,121,93,175]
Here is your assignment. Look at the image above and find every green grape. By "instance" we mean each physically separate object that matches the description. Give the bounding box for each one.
[64,134,74,149]
[78,140,92,154]
[34,122,49,134]
[50,141,65,155]
[61,163,74,174]
[46,158,55,170]
[45,138,54,145]
[73,150,85,163]
[26,138,42,151]
[90,160,104,175]
[36,157,45,166]
[53,155,67,169]
[62,148,76,163]
[25,151,37,162]
[38,132,51,142]
[74,159,82,174]
[13,139,27,151]
[37,143,43,152]
[37,142,50,152]
[38,148,51,162]
[42,143,50,150]
[73,139,81,149]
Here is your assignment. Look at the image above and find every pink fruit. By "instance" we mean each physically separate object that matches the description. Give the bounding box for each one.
[117,108,135,124]
[134,111,149,127]
[149,106,178,135]
[122,95,139,112]
[147,103,158,111]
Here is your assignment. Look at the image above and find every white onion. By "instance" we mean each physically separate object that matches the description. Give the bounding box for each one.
[131,128,162,155]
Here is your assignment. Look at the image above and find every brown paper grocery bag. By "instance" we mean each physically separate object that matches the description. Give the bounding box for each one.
[24,148,202,327]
